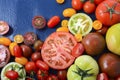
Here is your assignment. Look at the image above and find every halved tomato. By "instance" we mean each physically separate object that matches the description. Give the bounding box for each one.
[41,32,77,69]
[0,21,9,35]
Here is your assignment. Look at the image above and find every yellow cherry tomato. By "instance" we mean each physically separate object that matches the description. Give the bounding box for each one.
[56,27,69,32]
[15,57,28,65]
[14,34,24,43]
[9,42,18,56]
[0,37,11,46]
[63,8,76,17]
[61,20,68,27]
[74,34,82,42]
[93,20,102,30]
[56,0,64,4]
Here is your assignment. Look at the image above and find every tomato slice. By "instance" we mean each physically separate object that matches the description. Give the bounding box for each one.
[41,32,77,69]
[0,21,9,35]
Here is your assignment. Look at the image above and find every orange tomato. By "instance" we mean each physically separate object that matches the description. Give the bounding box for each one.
[15,57,28,65]
[93,20,102,30]
[0,37,11,46]
[56,27,69,32]
[9,42,18,56]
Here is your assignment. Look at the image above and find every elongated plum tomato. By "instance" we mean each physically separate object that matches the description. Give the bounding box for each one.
[41,32,77,69]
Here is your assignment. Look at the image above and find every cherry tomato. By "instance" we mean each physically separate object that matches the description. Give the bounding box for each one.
[83,1,96,14]
[97,73,109,80]
[116,75,120,80]
[47,16,60,28]
[57,70,67,80]
[13,45,22,57]
[0,21,9,35]
[41,32,77,69]
[71,0,83,10]
[63,8,76,17]
[31,52,42,62]
[15,57,28,65]
[72,43,84,58]
[5,70,18,80]
[9,42,18,56]
[94,0,104,5]
[47,75,58,80]
[33,40,43,51]
[25,61,37,73]
[96,26,108,35]
[95,0,120,26]
[36,60,49,71]
[37,70,48,80]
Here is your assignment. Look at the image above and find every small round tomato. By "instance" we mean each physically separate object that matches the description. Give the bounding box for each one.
[97,73,109,80]
[47,16,60,28]
[13,45,22,57]
[31,52,42,62]
[5,70,18,80]
[37,70,48,80]
[83,1,96,14]
[72,43,84,58]
[94,0,104,5]
[57,70,67,80]
[36,60,49,71]
[0,21,9,35]
[33,40,43,51]
[71,0,83,10]
[47,75,58,80]
[25,61,37,73]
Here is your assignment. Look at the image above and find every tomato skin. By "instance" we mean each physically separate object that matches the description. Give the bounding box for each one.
[72,43,84,58]
[31,52,42,62]
[37,70,48,80]
[47,16,60,28]
[83,1,96,14]
[36,60,49,71]
[97,73,109,80]
[5,70,18,80]
[15,57,28,65]
[13,45,22,57]
[94,0,104,5]
[57,70,67,80]
[71,0,83,10]
[95,0,120,26]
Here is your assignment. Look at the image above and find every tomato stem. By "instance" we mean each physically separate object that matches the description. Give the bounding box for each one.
[90,0,94,3]
[80,0,86,3]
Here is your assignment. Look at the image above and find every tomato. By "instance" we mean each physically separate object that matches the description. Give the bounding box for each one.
[83,1,96,14]
[94,0,104,5]
[15,57,28,65]
[9,42,18,56]
[0,45,10,68]
[57,70,67,80]
[37,70,48,80]
[23,32,37,45]
[5,70,18,80]
[32,16,46,29]
[56,0,64,4]
[25,61,37,73]
[33,40,43,51]
[47,75,58,80]
[63,8,76,17]
[14,34,24,43]
[31,52,42,62]
[96,26,108,35]
[36,60,49,71]
[67,55,99,80]
[72,43,84,58]
[0,37,11,46]
[97,73,109,80]
[47,16,60,28]
[71,0,83,10]
[13,45,22,57]
[41,32,77,69]
[95,0,120,26]
[0,21,9,35]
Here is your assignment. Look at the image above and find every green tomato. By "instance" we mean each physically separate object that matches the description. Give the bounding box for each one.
[67,55,99,80]
[106,23,120,55]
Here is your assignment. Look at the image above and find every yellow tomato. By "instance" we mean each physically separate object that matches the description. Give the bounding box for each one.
[0,37,11,46]
[74,34,82,42]
[61,19,68,27]
[93,20,102,30]
[56,27,69,32]
[56,0,64,4]
[63,8,76,17]
[14,34,24,43]
[15,57,28,65]
[9,42,18,56]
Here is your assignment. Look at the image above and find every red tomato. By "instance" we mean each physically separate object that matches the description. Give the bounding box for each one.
[116,75,120,80]
[97,73,109,80]
[5,70,18,80]
[72,43,84,58]
[41,32,77,69]
[57,70,67,80]
[47,16,60,28]
[37,70,48,80]
[0,21,9,35]
[95,0,120,26]
[94,0,104,5]
[25,61,37,73]
[13,45,22,57]
[83,1,96,14]
[36,60,49,71]
[31,52,42,62]
[71,0,83,10]
[47,75,58,80]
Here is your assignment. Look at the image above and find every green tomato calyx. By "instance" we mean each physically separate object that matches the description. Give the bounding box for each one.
[73,65,94,80]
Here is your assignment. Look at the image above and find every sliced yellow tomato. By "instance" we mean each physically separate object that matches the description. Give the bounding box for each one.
[61,19,68,27]
[93,20,102,30]
[56,0,64,4]
[14,34,24,43]
[74,33,82,42]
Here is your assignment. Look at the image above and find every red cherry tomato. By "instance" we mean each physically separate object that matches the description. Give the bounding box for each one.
[47,75,58,80]
[97,73,109,80]
[57,70,67,80]
[72,43,84,58]
[31,52,42,62]
[41,32,77,69]
[25,61,37,73]
[37,70,48,80]
[36,60,49,71]
[94,0,104,5]
[71,0,83,10]
[83,1,96,14]
[0,21,9,35]
[13,45,22,57]
[47,16,60,28]
[5,70,18,80]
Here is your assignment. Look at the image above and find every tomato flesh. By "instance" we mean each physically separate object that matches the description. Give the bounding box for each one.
[41,32,77,69]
